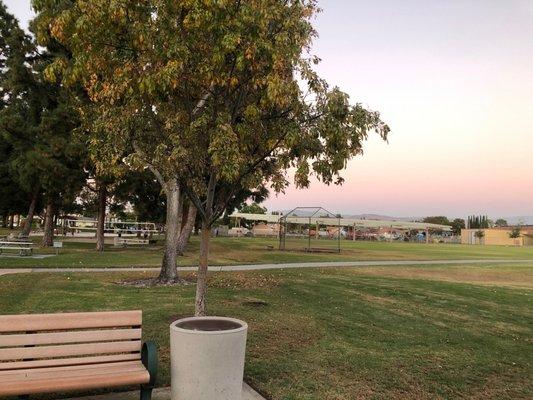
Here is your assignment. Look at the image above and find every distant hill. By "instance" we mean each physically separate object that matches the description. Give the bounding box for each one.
[274,211,533,225]
[503,216,533,225]
[342,214,417,222]
[347,215,533,224]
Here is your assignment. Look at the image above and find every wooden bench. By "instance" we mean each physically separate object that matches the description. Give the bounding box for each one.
[114,237,150,247]
[11,236,29,242]
[0,241,35,256]
[0,310,157,399]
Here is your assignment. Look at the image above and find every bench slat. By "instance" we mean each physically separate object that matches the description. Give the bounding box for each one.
[0,369,149,396]
[0,310,142,332]
[0,340,141,361]
[0,360,143,381]
[0,360,140,376]
[0,328,141,347]
[0,353,141,371]
[0,362,145,383]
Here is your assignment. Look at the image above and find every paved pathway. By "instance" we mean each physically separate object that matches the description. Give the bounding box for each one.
[0,259,531,276]
[65,383,265,400]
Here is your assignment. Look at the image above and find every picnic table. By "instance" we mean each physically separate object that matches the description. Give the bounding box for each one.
[0,240,35,256]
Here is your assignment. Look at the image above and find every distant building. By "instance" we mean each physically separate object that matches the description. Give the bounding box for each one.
[228,227,250,237]
[251,223,280,237]
[461,226,533,246]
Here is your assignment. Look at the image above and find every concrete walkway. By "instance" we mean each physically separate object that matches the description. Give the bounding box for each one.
[65,383,265,400]
[0,259,531,276]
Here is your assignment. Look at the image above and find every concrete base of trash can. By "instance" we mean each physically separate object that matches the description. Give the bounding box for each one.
[170,316,248,400]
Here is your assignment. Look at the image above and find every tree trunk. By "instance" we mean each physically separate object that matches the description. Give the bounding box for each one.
[9,214,14,229]
[42,201,55,247]
[96,182,107,252]
[21,192,39,237]
[177,204,197,255]
[157,181,182,283]
[195,220,211,316]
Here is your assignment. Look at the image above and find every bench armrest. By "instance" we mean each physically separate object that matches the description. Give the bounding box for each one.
[141,341,158,388]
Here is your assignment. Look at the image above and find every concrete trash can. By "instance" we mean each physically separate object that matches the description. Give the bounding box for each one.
[170,316,248,400]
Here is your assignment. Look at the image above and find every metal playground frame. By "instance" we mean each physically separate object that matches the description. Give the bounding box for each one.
[60,219,158,236]
[278,207,342,253]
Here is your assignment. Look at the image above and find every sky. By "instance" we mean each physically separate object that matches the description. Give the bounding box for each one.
[4,0,533,218]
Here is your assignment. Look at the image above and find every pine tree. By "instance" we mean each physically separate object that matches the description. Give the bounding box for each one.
[0,1,41,233]
[0,1,87,244]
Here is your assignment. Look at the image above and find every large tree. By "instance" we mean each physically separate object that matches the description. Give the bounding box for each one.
[0,5,27,227]
[451,218,465,236]
[0,1,42,236]
[34,0,389,314]
[32,0,225,281]
[494,218,508,227]
[0,137,28,227]
[1,1,86,245]
[34,0,192,279]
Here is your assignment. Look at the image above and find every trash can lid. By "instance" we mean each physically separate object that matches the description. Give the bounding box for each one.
[170,316,248,335]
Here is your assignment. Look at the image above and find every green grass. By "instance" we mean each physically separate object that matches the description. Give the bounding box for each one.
[1,236,533,269]
[1,264,531,399]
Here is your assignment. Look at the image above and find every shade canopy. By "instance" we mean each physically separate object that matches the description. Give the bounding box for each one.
[230,212,452,231]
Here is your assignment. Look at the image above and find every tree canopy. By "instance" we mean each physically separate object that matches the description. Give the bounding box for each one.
[495,218,508,227]
[33,0,388,199]
[239,202,267,215]
[451,218,465,236]
[32,0,389,314]
[468,215,489,229]
[422,216,451,226]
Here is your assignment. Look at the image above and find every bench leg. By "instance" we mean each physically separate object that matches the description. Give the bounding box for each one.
[141,341,157,400]
[18,396,29,400]
[140,386,153,400]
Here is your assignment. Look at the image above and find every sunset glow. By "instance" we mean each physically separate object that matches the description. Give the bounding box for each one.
[5,0,533,217]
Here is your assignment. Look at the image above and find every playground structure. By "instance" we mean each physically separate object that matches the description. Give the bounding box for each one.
[230,208,454,252]
[58,218,159,237]
[279,207,342,253]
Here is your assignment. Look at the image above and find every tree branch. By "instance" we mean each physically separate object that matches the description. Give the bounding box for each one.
[180,184,208,222]
[192,84,215,117]
[132,142,167,191]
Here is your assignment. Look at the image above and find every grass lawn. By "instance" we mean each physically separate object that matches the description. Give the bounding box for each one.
[1,236,533,269]
[0,263,531,399]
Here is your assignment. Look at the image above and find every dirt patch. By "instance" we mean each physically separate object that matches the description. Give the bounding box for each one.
[358,292,398,305]
[115,271,280,290]
[114,276,194,287]
[208,272,281,290]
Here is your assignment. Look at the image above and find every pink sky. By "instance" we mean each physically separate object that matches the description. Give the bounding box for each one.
[265,0,533,217]
[5,0,533,217]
